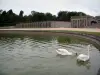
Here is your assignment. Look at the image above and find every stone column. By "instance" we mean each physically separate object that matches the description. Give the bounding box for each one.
[84,19,85,27]
[79,20,81,28]
[72,20,73,28]
[72,20,74,28]
[71,20,73,28]
[76,20,78,28]
[77,20,78,28]
[77,20,79,28]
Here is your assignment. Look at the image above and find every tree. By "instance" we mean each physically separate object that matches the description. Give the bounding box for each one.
[19,10,24,17]
[57,11,68,21]
[57,11,87,21]
[0,9,87,27]
[7,9,15,23]
[19,10,24,22]
[52,15,57,21]
[45,13,53,21]
[31,12,46,22]
[0,11,7,26]
[0,9,3,14]
[31,11,37,16]
[7,9,13,15]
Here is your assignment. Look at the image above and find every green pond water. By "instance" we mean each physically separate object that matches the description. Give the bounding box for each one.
[0,34,100,75]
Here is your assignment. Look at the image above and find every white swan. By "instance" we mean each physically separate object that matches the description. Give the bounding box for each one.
[77,45,90,62]
[56,49,73,55]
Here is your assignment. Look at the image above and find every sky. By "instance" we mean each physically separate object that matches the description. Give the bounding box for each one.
[0,0,100,16]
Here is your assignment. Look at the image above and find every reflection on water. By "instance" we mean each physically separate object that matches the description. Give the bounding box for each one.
[76,60,91,70]
[0,34,100,75]
[57,36,71,44]
[97,68,100,75]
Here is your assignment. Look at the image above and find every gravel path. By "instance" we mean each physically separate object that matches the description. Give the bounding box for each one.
[0,28,100,33]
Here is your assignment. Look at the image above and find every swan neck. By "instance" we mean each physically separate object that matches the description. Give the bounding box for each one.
[88,45,90,56]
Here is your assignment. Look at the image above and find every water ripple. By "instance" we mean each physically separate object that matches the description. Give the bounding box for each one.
[0,35,100,75]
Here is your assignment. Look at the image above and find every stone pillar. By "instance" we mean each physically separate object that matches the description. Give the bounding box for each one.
[77,20,79,28]
[71,20,73,28]
[84,19,85,27]
[79,20,80,28]
[79,19,81,28]
[72,20,74,28]
[86,17,88,27]
[76,20,78,28]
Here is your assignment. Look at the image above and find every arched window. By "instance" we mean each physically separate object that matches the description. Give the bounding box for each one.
[91,21,97,25]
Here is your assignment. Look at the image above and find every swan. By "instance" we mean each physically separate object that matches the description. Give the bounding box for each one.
[56,49,73,55]
[77,45,90,62]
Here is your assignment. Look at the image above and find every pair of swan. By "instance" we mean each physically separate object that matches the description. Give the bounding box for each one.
[56,45,90,62]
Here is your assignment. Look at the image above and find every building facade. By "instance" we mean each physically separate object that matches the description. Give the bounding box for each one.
[16,21,71,28]
[95,16,100,24]
[71,16,96,28]
[16,16,100,28]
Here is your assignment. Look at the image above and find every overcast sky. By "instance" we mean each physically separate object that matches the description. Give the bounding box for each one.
[0,0,100,16]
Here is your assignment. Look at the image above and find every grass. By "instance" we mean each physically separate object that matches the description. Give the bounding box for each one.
[40,30,100,36]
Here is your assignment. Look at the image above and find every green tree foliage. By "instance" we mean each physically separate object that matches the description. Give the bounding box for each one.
[0,9,3,14]
[45,13,54,21]
[19,10,24,17]
[32,12,46,22]
[0,9,87,27]
[0,9,18,26]
[57,11,86,21]
[19,10,24,22]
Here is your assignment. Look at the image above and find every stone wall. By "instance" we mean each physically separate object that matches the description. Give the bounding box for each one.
[52,21,71,28]
[16,21,51,28]
[0,26,15,29]
[16,21,71,28]
[86,24,100,28]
